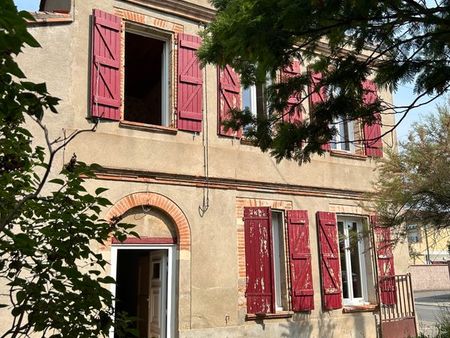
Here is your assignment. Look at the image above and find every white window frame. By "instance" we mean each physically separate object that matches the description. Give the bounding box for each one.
[242,85,257,116]
[271,210,288,312]
[124,24,171,126]
[331,118,355,152]
[338,217,369,306]
[109,244,177,338]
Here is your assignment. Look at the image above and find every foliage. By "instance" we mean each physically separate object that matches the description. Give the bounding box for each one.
[370,105,450,232]
[0,1,135,337]
[199,0,450,163]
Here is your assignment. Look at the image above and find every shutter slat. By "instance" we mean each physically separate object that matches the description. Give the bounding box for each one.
[363,81,383,157]
[177,33,203,132]
[281,61,302,123]
[90,9,121,120]
[287,210,314,312]
[371,215,397,305]
[316,211,342,310]
[218,65,242,137]
[244,207,275,314]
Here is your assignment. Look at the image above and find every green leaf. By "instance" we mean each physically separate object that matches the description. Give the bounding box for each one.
[95,187,108,195]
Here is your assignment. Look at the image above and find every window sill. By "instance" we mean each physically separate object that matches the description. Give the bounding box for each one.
[119,120,177,135]
[330,150,367,161]
[246,311,294,321]
[240,138,256,146]
[342,304,378,313]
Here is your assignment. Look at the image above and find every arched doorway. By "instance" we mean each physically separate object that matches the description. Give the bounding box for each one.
[106,193,191,338]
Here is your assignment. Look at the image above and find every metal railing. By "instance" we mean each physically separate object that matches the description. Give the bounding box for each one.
[379,273,416,322]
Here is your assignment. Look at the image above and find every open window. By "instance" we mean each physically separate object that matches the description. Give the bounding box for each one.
[123,26,170,126]
[331,118,355,152]
[90,9,203,132]
[242,78,272,120]
[39,0,71,13]
[337,217,369,306]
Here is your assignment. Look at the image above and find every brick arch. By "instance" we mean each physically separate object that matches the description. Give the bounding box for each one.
[106,192,190,251]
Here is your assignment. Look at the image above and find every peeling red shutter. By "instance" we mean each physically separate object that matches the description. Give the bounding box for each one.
[309,72,330,151]
[218,65,242,137]
[287,210,314,311]
[90,9,121,120]
[362,80,383,157]
[177,33,203,132]
[316,211,342,310]
[281,61,302,123]
[244,207,275,314]
[371,215,397,305]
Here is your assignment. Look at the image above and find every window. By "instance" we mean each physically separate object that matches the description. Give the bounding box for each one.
[243,207,314,314]
[90,9,203,132]
[271,211,288,311]
[123,28,170,126]
[338,217,368,305]
[407,224,421,243]
[331,118,355,152]
[242,78,272,119]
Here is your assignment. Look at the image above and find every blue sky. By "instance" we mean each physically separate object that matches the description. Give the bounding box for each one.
[14,0,447,141]
[15,0,39,11]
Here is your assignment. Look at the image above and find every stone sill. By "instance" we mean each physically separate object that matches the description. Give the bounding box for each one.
[28,12,73,24]
[246,311,294,321]
[240,138,256,146]
[330,150,367,161]
[119,120,178,135]
[342,304,378,313]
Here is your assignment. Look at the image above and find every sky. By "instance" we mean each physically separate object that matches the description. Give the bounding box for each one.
[14,0,447,142]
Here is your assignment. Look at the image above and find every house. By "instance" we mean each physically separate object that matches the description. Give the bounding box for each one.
[6,0,413,337]
[407,224,450,264]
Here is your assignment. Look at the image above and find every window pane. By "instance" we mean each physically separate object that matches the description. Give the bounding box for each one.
[242,87,252,111]
[349,222,363,298]
[342,120,351,151]
[338,221,349,299]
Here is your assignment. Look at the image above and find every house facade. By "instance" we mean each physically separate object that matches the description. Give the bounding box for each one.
[7,0,411,337]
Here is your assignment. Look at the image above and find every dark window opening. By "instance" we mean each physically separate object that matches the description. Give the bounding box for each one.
[124,32,165,125]
[40,0,71,13]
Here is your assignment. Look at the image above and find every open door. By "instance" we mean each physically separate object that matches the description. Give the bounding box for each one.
[113,248,172,338]
[149,250,168,338]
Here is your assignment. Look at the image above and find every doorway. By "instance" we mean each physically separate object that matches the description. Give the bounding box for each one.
[111,246,175,338]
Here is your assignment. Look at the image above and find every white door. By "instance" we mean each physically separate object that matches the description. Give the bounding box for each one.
[149,250,168,338]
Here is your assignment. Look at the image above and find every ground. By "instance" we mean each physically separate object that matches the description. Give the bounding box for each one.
[415,290,450,336]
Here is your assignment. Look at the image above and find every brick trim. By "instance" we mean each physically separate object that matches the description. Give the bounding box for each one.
[106,192,191,251]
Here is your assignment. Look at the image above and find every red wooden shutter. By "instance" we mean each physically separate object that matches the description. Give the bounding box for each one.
[309,72,330,151]
[287,210,314,311]
[177,33,203,132]
[371,215,397,305]
[90,9,121,120]
[281,61,302,123]
[362,80,383,157]
[218,65,242,137]
[316,211,342,310]
[243,207,275,314]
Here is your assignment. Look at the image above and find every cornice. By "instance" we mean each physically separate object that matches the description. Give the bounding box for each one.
[119,0,216,23]
[92,167,369,201]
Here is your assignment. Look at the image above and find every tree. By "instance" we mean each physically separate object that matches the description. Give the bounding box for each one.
[198,0,450,164]
[0,2,135,337]
[370,105,450,234]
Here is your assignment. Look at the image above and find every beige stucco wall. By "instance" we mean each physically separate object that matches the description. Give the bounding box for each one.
[3,0,406,337]
[409,264,450,291]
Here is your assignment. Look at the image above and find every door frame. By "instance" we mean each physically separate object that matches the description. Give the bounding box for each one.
[110,244,177,338]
